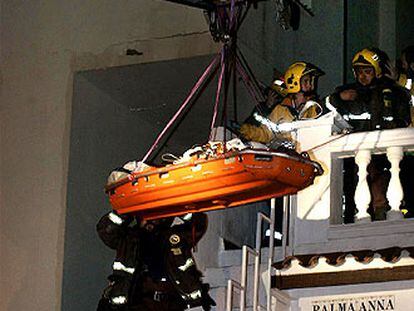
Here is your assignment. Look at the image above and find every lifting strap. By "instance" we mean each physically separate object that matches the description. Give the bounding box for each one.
[141,54,220,163]
[141,0,264,162]
[209,48,226,141]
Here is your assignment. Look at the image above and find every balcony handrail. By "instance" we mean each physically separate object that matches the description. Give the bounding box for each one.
[326,127,414,153]
[308,127,414,224]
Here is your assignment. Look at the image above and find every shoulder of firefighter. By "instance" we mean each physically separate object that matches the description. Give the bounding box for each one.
[97,211,134,250]
[239,96,322,144]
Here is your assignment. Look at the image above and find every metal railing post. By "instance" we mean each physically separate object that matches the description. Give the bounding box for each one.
[240,246,259,311]
[240,246,248,311]
[226,279,242,311]
[266,198,276,311]
[253,212,270,311]
[281,196,290,259]
[226,197,279,311]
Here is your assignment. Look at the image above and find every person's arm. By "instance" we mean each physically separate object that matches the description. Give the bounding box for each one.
[190,213,208,245]
[329,85,357,111]
[96,211,133,250]
[394,86,412,128]
[267,102,295,124]
[239,122,273,144]
[239,100,277,144]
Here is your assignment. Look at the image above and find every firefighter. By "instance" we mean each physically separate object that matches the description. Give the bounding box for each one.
[96,211,215,311]
[396,46,414,127]
[396,46,414,218]
[328,47,411,221]
[239,61,325,144]
[398,45,414,95]
[329,48,411,131]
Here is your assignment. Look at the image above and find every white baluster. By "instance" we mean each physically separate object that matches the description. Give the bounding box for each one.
[354,150,372,222]
[386,146,404,220]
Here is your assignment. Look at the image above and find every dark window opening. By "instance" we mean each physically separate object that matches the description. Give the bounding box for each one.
[342,153,414,223]
[223,198,285,250]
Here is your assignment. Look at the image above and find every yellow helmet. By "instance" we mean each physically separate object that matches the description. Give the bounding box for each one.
[270,78,288,97]
[284,62,324,94]
[352,48,382,78]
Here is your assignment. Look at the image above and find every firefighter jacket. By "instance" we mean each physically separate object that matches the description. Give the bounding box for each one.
[97,212,213,310]
[329,80,411,132]
[239,95,323,144]
[398,73,414,96]
[397,73,414,126]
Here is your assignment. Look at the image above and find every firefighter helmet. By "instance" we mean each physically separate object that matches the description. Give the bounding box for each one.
[284,62,324,94]
[270,78,288,97]
[352,48,382,78]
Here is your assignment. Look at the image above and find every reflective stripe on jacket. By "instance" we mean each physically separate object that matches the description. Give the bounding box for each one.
[329,81,411,132]
[239,96,321,144]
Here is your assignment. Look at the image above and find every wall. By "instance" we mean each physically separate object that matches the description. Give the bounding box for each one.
[379,0,396,60]
[345,0,379,82]
[0,1,215,310]
[238,0,345,97]
[290,280,414,311]
[396,0,414,55]
[63,55,228,310]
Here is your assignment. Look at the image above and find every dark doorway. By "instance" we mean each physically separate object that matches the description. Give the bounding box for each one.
[62,54,223,311]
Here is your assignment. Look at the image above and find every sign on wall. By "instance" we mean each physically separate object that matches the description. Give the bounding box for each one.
[298,288,414,311]
[310,295,394,311]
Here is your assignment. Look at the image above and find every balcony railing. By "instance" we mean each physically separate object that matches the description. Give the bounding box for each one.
[328,127,414,223]
[287,114,414,251]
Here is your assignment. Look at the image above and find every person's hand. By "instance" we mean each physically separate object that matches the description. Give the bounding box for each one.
[201,283,216,311]
[339,89,357,101]
[201,294,216,311]
[384,60,399,81]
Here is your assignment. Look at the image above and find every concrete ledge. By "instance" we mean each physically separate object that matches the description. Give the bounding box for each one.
[71,32,220,71]
[328,218,414,240]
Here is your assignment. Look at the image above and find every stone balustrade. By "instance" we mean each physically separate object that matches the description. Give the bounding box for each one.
[353,147,405,222]
[328,128,414,223]
[292,113,414,225]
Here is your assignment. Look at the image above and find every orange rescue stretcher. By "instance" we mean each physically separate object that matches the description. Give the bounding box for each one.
[105,145,323,220]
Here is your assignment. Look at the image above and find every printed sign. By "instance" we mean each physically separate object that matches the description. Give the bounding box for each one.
[311,295,395,311]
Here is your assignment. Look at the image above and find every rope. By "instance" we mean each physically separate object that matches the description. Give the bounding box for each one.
[236,46,265,103]
[141,54,220,163]
[229,0,237,30]
[305,131,350,152]
[209,47,226,141]
[235,56,262,105]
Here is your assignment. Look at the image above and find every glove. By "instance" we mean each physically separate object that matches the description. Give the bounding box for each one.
[201,283,216,311]
[108,211,133,226]
[201,294,216,311]
[181,284,216,311]
[103,276,132,306]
